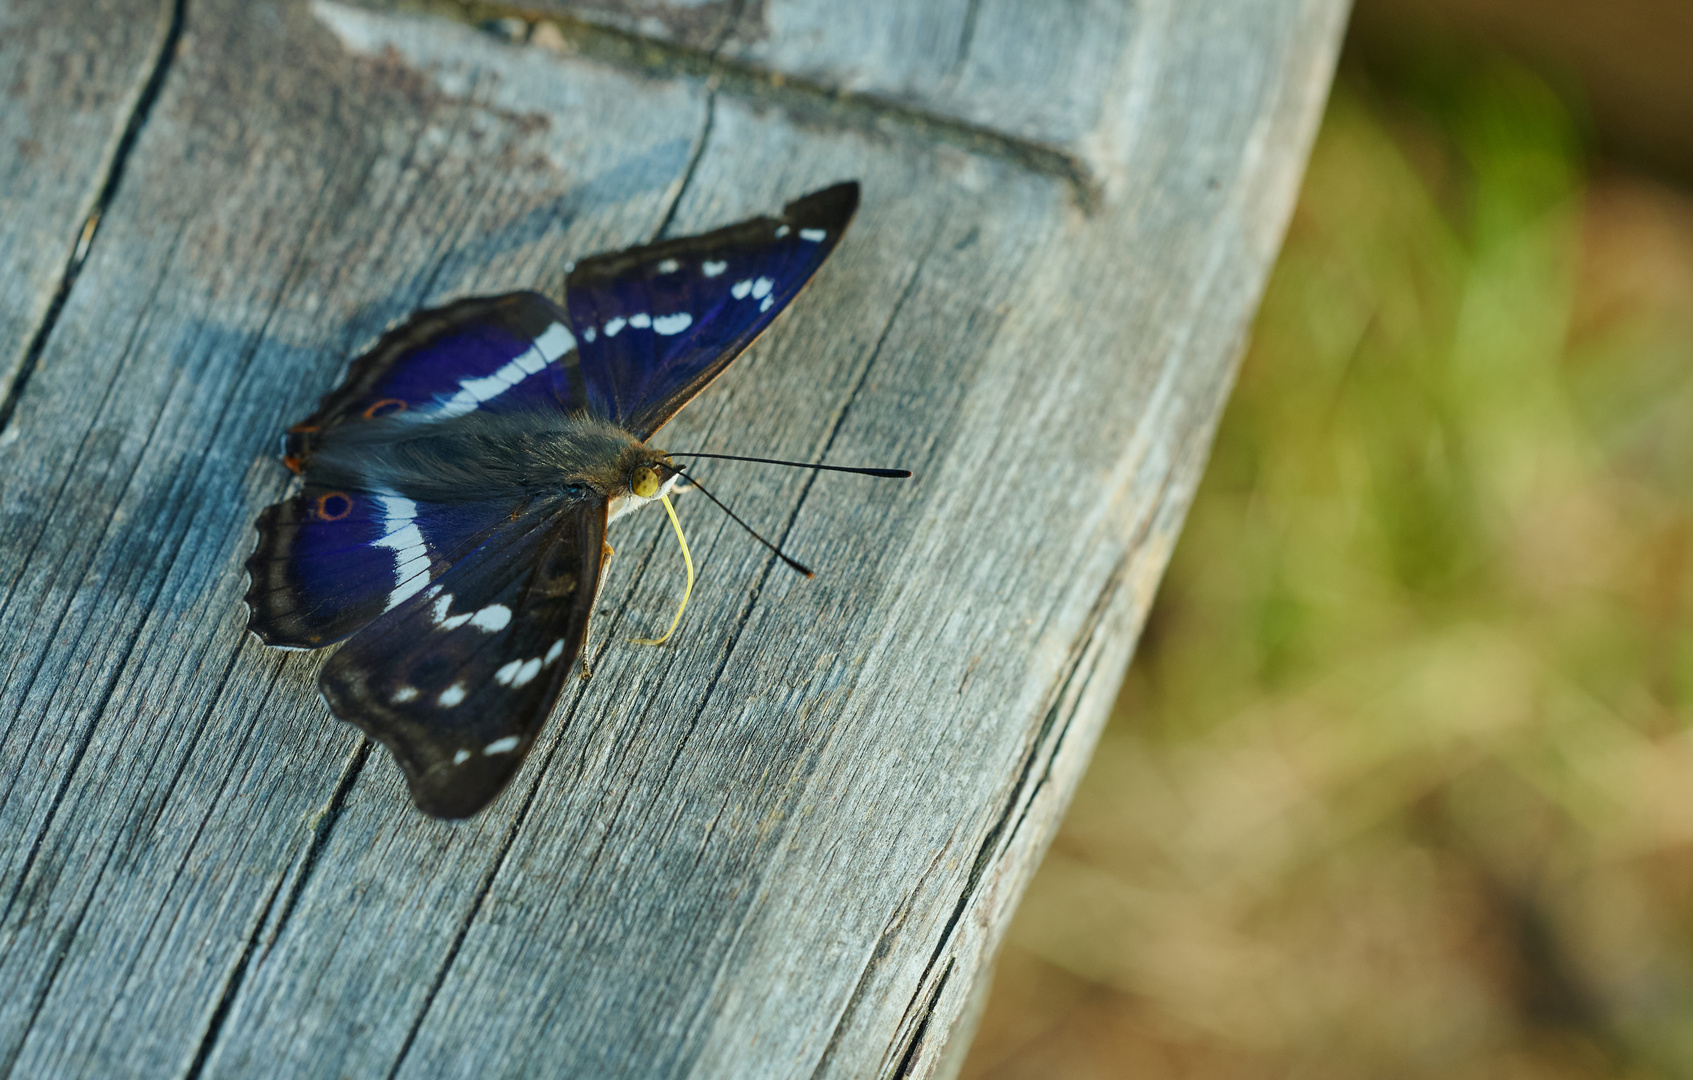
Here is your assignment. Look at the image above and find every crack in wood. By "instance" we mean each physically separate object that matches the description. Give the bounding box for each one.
[177,692,360,1080]
[0,245,197,934]
[179,844,301,1080]
[0,0,187,438]
[0,857,106,1080]
[999,473,1171,850]
[807,840,947,1079]
[875,507,1157,1076]
[0,213,186,650]
[889,958,952,1080]
[375,0,1100,210]
[650,91,717,243]
[947,0,981,81]
[0,560,251,1080]
[879,456,1182,1063]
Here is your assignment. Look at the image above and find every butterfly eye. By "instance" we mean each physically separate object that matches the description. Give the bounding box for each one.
[631,465,660,499]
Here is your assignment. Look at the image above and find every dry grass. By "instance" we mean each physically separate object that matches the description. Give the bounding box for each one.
[961,49,1693,1080]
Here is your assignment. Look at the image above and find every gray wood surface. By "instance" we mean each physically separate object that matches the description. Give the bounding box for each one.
[0,0,1347,1076]
[0,0,173,410]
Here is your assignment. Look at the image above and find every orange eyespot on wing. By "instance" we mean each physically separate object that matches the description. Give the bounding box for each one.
[362,398,407,419]
[314,492,353,521]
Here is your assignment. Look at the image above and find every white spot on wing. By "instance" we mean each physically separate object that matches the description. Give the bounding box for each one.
[393,686,419,703]
[583,326,597,343]
[485,735,521,754]
[494,659,524,686]
[375,497,430,610]
[751,276,773,299]
[439,682,467,707]
[604,316,627,337]
[657,258,679,273]
[759,296,773,313]
[433,396,476,420]
[432,325,571,417]
[730,279,752,300]
[799,227,826,242]
[652,312,692,335]
[629,312,651,329]
[775,224,790,238]
[393,553,430,581]
[702,260,727,278]
[452,749,472,765]
[458,368,516,401]
[432,593,453,623]
[469,604,512,632]
[544,638,565,664]
[535,322,575,361]
[511,346,547,376]
[439,612,472,631]
[511,658,542,687]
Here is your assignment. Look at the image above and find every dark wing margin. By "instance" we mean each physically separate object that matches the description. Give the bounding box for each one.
[319,499,607,819]
[565,181,860,439]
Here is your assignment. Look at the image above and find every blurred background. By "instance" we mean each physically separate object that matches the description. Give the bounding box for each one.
[961,0,1693,1076]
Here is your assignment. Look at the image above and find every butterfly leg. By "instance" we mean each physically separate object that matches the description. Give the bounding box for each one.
[578,541,617,679]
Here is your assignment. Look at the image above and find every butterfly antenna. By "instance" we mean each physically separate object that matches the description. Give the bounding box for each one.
[670,466,815,578]
[668,451,912,479]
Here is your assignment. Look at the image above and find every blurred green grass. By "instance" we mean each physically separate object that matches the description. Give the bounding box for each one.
[962,43,1693,1080]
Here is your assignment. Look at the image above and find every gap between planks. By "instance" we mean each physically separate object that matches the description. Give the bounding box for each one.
[0,0,186,439]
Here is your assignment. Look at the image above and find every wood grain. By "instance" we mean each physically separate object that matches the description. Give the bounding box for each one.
[0,0,172,409]
[0,0,1348,1076]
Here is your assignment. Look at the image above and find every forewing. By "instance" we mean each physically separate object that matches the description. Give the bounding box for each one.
[245,487,520,649]
[319,498,605,819]
[284,292,591,468]
[566,181,859,439]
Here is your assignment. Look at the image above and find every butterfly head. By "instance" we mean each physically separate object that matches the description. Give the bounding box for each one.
[631,463,662,499]
[586,433,680,524]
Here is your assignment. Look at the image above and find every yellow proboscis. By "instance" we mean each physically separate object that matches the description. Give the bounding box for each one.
[631,493,694,646]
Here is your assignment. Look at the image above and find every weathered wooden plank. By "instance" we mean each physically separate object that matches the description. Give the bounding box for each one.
[0,3,705,1075]
[0,0,169,408]
[0,0,1347,1077]
[498,0,1134,158]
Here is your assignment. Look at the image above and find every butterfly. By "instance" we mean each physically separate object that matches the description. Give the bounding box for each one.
[245,182,881,819]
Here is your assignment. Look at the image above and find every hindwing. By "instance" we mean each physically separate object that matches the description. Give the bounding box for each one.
[319,498,606,819]
[245,485,527,649]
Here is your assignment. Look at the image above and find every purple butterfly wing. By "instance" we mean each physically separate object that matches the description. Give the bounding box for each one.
[319,497,605,818]
[246,487,527,649]
[283,292,590,468]
[566,181,859,439]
